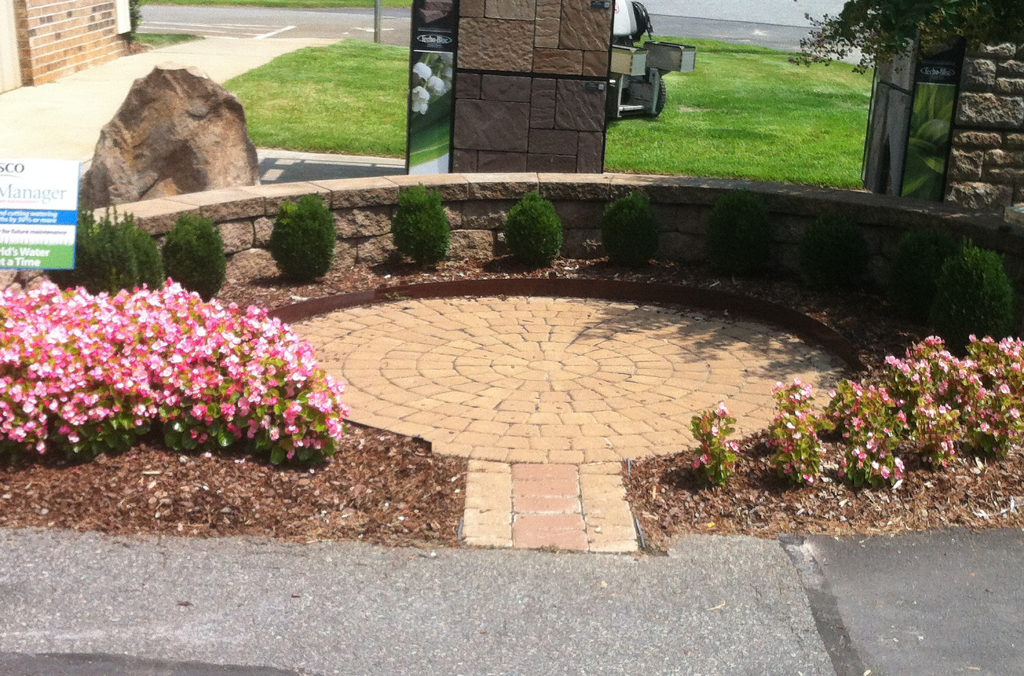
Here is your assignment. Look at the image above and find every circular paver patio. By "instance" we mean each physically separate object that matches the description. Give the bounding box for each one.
[295,296,846,464]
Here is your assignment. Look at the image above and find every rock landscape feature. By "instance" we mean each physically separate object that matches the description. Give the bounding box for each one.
[82,64,260,208]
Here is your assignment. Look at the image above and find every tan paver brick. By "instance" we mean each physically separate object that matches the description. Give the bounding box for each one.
[513,495,581,513]
[513,478,579,497]
[511,464,578,481]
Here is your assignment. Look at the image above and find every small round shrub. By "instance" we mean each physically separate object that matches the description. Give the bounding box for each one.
[601,191,659,267]
[392,185,450,266]
[705,191,773,274]
[887,229,958,323]
[504,191,563,267]
[52,209,164,295]
[162,213,227,300]
[269,194,335,282]
[929,243,1016,352]
[798,212,869,290]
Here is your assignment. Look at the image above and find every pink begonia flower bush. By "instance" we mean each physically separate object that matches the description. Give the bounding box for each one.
[0,282,348,464]
[690,402,738,487]
[768,379,832,486]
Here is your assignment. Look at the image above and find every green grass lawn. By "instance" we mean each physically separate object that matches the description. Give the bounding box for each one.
[227,37,873,187]
[134,32,203,47]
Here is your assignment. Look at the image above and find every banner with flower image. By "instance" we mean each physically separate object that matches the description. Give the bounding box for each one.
[406,0,457,175]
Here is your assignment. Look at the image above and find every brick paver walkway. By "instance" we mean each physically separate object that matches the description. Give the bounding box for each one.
[296,296,845,553]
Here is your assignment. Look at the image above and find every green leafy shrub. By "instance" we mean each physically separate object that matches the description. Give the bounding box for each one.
[798,212,869,290]
[161,214,227,301]
[929,243,1016,352]
[503,191,563,267]
[601,191,659,267]
[269,194,335,282]
[51,209,164,295]
[705,191,773,274]
[887,229,958,323]
[392,185,450,266]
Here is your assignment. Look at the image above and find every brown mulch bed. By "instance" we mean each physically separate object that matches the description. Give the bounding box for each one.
[3,254,1023,549]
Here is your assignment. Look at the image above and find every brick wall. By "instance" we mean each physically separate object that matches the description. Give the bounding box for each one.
[947,42,1024,210]
[13,0,128,86]
[452,0,612,173]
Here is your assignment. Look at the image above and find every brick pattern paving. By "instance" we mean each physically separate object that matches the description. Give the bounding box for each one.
[297,297,844,463]
[296,296,845,553]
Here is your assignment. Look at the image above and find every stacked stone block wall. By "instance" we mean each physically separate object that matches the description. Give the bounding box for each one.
[96,174,1020,303]
[949,42,1024,210]
[13,0,128,85]
[453,0,611,173]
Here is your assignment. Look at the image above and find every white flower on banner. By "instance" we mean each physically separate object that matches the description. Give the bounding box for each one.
[411,85,430,114]
[412,61,432,81]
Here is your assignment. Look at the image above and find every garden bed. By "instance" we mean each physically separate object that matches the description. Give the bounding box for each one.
[3,255,1023,549]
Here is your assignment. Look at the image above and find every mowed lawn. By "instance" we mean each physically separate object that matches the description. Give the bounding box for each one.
[226,38,873,187]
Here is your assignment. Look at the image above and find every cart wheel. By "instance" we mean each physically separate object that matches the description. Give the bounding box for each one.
[653,77,667,117]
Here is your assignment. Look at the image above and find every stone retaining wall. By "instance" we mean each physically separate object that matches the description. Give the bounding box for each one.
[109,173,1024,293]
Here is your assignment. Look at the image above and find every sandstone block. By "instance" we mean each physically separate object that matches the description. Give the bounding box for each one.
[977,43,1017,58]
[458,18,534,72]
[534,48,582,75]
[450,229,496,258]
[461,199,517,229]
[555,80,606,131]
[334,206,394,238]
[478,151,528,172]
[1008,133,1024,149]
[949,149,984,180]
[527,153,577,172]
[947,181,1014,210]
[535,18,560,48]
[553,200,603,229]
[658,231,702,261]
[456,72,481,99]
[254,216,273,246]
[987,168,1024,182]
[355,235,396,265]
[481,74,532,102]
[984,149,1024,166]
[561,228,602,258]
[957,92,1024,129]
[953,131,1003,147]
[217,219,256,254]
[577,131,604,173]
[454,99,530,151]
[558,0,611,51]
[535,0,560,19]
[999,60,1024,76]
[460,0,484,16]
[82,65,259,208]
[529,128,578,155]
[453,149,477,172]
[997,78,1024,95]
[530,79,557,128]
[224,247,276,284]
[962,58,996,89]
[582,50,609,77]
[485,0,534,20]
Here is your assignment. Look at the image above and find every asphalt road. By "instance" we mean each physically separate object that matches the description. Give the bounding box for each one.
[140,2,840,53]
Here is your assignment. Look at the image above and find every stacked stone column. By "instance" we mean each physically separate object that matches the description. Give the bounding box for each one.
[948,43,1024,210]
[452,0,612,173]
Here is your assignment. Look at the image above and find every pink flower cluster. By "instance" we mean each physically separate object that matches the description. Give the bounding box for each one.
[690,402,738,487]
[768,379,830,485]
[0,282,348,464]
[826,379,907,487]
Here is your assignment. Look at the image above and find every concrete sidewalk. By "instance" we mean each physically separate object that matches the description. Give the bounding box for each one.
[0,37,335,163]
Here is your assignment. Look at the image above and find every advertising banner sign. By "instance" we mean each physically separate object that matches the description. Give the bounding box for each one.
[0,158,79,269]
[406,0,458,175]
[900,40,965,202]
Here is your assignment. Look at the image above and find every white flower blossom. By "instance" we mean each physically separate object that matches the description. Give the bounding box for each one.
[412,61,432,81]
[427,75,447,95]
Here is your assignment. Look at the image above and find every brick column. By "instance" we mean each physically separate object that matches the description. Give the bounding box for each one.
[453,0,612,174]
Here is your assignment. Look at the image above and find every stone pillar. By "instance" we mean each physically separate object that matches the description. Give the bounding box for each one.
[453,0,611,174]
[947,42,1024,210]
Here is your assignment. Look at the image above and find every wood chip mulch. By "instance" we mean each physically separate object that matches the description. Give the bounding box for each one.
[3,254,1023,549]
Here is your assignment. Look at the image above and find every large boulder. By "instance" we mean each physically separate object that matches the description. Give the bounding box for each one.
[82,64,260,208]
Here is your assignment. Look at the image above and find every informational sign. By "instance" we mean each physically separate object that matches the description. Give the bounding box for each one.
[900,40,965,201]
[405,0,458,175]
[0,158,79,269]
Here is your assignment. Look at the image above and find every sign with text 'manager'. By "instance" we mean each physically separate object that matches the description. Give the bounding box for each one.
[0,158,80,270]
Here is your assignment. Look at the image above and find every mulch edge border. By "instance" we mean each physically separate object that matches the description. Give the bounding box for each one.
[269,278,866,372]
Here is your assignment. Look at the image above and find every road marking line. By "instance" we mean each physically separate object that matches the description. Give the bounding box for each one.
[256,25,296,39]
